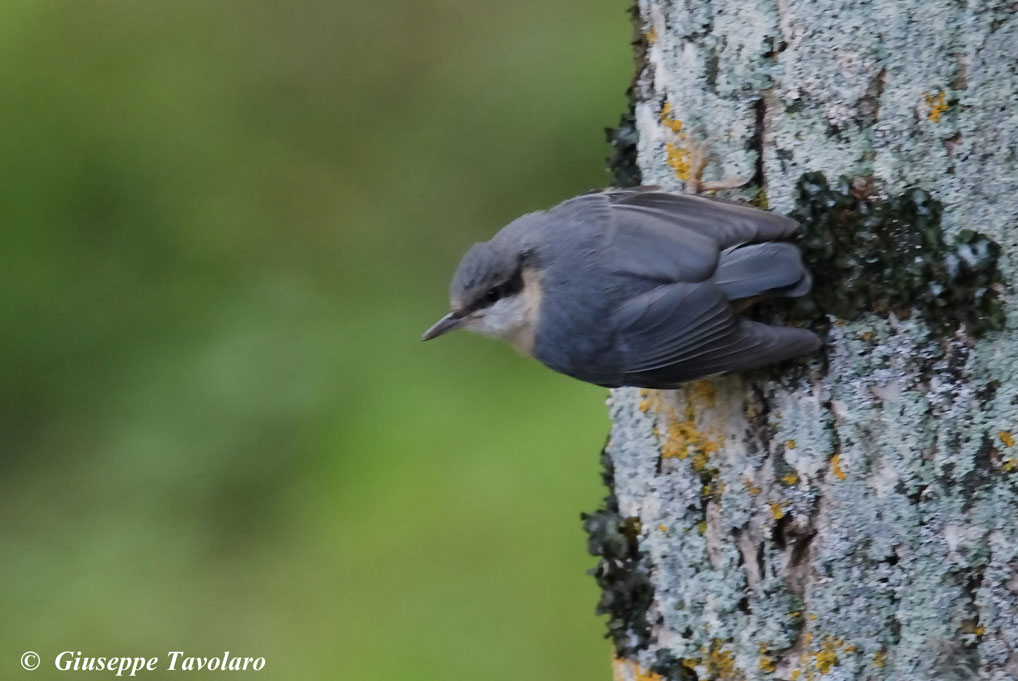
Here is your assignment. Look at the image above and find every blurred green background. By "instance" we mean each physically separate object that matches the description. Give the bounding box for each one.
[0,1,632,679]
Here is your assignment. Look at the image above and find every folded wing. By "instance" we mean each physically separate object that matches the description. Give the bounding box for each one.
[603,187,818,386]
[607,188,800,258]
[612,280,820,387]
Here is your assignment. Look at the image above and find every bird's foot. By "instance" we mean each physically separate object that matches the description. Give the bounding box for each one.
[683,143,752,195]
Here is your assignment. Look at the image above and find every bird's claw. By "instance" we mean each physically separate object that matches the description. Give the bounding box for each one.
[683,143,751,195]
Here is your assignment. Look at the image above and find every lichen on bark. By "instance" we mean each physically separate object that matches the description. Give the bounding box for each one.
[592,1,1018,680]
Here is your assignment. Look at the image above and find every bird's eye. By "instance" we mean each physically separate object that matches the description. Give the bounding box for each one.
[484,287,501,304]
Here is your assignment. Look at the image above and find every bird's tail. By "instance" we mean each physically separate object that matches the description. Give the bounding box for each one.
[714,242,811,302]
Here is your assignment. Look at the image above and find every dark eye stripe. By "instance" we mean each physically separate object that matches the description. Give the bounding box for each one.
[470,266,525,311]
[502,267,524,297]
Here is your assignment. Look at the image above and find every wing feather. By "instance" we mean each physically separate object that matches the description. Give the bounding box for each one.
[607,188,801,253]
[613,280,820,387]
[608,208,719,283]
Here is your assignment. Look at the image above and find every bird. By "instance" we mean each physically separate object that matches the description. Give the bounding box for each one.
[421,186,821,389]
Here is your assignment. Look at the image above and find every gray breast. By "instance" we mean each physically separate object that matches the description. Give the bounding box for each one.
[522,195,630,386]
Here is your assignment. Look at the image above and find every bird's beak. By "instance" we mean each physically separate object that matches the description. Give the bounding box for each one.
[421,311,464,341]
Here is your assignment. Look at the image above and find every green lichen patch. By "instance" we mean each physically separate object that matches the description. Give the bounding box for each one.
[581,445,655,656]
[790,173,1005,336]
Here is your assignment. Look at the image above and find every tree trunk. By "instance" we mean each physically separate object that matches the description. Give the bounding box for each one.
[593,2,1018,680]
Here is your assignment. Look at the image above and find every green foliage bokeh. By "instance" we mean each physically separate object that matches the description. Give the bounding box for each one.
[0,1,631,679]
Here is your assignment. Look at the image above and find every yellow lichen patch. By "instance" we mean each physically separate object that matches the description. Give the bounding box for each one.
[692,450,711,471]
[743,478,762,495]
[660,103,692,182]
[697,520,707,534]
[751,188,770,209]
[768,502,785,520]
[699,640,736,678]
[815,647,837,674]
[612,657,665,681]
[658,400,721,463]
[659,102,685,134]
[681,658,700,671]
[960,620,985,636]
[648,389,726,504]
[633,668,664,681]
[781,473,800,486]
[791,635,858,679]
[645,27,658,44]
[658,524,668,532]
[925,91,949,122]
[831,454,847,480]
[1004,457,1018,472]
[639,388,658,414]
[689,380,716,408]
[873,650,885,667]
[999,430,1015,448]
[859,331,875,341]
[759,656,776,673]
[666,141,690,180]
[786,439,797,450]
[807,612,818,621]
[661,419,695,459]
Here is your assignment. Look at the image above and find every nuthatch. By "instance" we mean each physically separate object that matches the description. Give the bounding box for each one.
[422,186,820,388]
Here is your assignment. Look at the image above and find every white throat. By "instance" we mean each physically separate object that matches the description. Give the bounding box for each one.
[463,269,542,355]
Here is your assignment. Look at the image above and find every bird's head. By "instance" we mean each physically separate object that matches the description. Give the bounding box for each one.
[421,241,540,353]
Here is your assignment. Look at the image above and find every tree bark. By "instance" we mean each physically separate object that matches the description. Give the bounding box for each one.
[594,2,1018,680]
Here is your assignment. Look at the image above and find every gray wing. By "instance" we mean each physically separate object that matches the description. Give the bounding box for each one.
[602,188,817,386]
[543,188,802,284]
[612,280,821,387]
[603,186,811,301]
[606,187,801,257]
[605,191,720,282]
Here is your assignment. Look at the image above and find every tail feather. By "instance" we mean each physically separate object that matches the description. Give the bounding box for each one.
[715,242,811,301]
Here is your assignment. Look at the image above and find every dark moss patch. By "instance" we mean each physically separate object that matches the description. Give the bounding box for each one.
[581,444,655,656]
[790,172,1005,336]
[606,102,641,188]
[605,2,647,189]
[652,650,700,681]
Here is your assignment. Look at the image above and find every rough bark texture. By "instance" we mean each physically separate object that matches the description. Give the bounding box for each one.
[597,2,1018,680]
